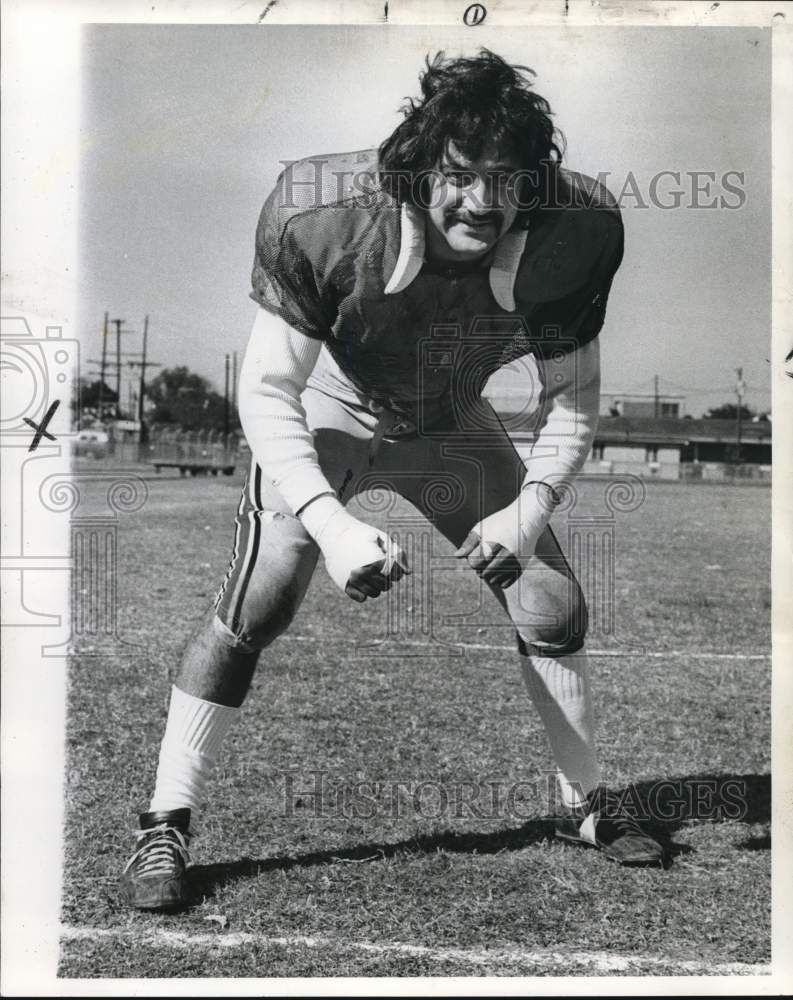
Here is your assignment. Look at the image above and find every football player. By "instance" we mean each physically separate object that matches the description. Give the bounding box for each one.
[121,49,665,910]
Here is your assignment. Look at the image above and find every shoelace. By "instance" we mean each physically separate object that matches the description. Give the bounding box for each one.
[123,824,190,876]
[588,792,646,835]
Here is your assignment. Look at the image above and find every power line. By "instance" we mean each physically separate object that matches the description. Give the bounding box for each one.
[604,379,767,397]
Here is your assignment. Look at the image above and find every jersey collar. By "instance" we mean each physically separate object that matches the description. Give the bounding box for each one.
[384,202,529,312]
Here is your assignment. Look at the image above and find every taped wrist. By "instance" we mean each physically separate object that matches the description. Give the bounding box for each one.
[302,506,394,594]
[297,494,351,547]
[524,479,564,507]
[516,479,563,555]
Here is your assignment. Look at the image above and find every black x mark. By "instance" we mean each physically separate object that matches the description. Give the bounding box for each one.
[24,400,60,451]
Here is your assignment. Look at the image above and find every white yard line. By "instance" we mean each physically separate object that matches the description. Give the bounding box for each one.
[60,925,768,976]
[282,635,770,660]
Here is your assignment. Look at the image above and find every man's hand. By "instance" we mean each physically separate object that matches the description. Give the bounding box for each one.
[316,508,410,603]
[454,495,531,590]
[454,533,523,590]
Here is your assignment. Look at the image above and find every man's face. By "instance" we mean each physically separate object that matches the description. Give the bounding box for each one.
[425,141,522,263]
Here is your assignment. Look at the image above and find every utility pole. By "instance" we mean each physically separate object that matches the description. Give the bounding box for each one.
[224,353,230,437]
[735,366,746,465]
[653,374,660,419]
[110,317,125,419]
[98,311,109,417]
[87,320,161,437]
[232,351,238,415]
[138,315,149,444]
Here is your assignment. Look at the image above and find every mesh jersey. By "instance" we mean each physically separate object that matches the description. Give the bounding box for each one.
[250,149,623,421]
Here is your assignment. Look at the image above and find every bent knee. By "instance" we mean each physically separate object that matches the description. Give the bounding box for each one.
[212,607,297,653]
[213,580,303,652]
[514,583,588,657]
[214,511,317,652]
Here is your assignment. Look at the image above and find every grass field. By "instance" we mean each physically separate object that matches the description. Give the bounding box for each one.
[59,470,771,978]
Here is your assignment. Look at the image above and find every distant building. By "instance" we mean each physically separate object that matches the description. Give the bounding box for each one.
[487,371,770,481]
[600,392,686,419]
[586,415,771,481]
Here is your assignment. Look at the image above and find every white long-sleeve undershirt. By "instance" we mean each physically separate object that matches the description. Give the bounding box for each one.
[511,338,601,552]
[237,308,334,519]
[520,339,600,485]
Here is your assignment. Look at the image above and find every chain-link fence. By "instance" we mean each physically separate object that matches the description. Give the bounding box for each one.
[73,425,770,484]
[145,428,241,476]
[72,427,245,474]
[678,461,772,483]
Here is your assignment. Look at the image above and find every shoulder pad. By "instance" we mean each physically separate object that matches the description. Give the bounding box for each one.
[271,149,380,221]
[515,170,623,304]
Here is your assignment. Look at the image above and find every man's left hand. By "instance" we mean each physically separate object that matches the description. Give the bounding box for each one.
[454,499,527,589]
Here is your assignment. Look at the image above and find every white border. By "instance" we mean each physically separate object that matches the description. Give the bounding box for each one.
[2,0,791,996]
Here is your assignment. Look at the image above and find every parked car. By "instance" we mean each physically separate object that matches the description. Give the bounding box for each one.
[73,428,109,459]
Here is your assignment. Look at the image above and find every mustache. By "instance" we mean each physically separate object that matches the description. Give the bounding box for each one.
[448,210,502,226]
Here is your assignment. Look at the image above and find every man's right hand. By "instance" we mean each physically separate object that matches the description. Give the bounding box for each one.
[312,507,410,602]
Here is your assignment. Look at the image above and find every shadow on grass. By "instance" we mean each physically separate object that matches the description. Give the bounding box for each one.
[190,817,559,901]
[737,833,771,851]
[189,772,769,902]
[632,771,770,860]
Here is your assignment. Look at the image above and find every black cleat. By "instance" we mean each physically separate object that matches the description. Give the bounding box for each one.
[120,808,193,910]
[555,787,666,867]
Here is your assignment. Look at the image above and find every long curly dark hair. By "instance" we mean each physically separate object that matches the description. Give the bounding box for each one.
[378,49,564,219]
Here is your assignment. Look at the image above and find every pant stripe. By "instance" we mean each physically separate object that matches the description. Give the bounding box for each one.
[214,482,248,610]
[227,465,264,631]
[216,464,263,631]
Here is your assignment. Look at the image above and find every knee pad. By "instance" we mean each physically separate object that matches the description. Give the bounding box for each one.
[514,585,588,657]
[516,629,586,658]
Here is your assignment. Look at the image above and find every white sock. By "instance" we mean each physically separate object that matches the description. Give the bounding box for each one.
[519,650,602,810]
[148,685,239,825]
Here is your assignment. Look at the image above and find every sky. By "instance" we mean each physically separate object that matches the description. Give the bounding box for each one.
[79,24,772,418]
